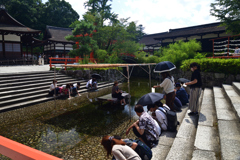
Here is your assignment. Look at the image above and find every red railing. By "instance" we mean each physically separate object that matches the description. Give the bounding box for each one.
[0,135,62,160]
[49,57,97,70]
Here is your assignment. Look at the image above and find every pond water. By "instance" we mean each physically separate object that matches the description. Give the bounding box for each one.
[0,77,163,160]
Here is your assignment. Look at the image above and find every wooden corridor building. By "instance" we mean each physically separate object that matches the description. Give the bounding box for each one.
[139,22,233,53]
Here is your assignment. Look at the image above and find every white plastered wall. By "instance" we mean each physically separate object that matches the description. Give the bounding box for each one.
[4,34,20,42]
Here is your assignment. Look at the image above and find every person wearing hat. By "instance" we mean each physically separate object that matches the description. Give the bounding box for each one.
[112,81,126,105]
[175,83,189,105]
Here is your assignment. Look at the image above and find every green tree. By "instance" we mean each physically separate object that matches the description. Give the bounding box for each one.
[210,0,240,34]
[42,0,79,30]
[65,21,98,57]
[84,0,118,27]
[4,0,44,31]
[136,24,146,41]
[160,39,202,67]
[3,0,79,32]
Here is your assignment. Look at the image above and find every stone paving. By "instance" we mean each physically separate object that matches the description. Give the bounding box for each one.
[0,65,50,74]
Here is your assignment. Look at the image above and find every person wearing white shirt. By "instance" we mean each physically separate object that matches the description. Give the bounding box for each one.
[86,78,97,90]
[147,102,169,131]
[101,135,141,160]
[49,80,59,96]
[153,72,175,111]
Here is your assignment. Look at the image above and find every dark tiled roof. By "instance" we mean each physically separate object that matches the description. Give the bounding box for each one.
[139,32,168,46]
[139,22,226,46]
[45,25,74,43]
[0,9,40,34]
[154,22,225,40]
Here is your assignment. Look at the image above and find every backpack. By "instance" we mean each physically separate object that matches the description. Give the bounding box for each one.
[135,139,152,160]
[119,139,152,160]
[158,106,177,132]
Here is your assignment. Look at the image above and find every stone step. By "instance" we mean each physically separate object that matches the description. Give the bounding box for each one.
[213,86,240,160]
[233,82,240,96]
[222,84,240,120]
[0,72,58,80]
[0,71,54,77]
[0,78,84,92]
[0,82,113,110]
[164,90,203,160]
[193,88,219,160]
[218,120,240,160]
[213,87,237,121]
[0,74,68,84]
[151,105,189,159]
[0,79,87,96]
[192,150,217,160]
[0,76,78,88]
[0,81,110,106]
[0,79,91,101]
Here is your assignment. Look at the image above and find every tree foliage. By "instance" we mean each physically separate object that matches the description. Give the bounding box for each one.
[210,0,240,34]
[65,21,98,57]
[4,0,79,32]
[160,39,201,67]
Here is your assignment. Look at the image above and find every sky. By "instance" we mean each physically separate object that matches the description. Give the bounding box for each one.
[42,0,218,35]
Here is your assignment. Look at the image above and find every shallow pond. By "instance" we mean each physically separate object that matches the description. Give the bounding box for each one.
[0,77,163,160]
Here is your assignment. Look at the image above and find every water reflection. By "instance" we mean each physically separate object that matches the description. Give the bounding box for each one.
[36,127,81,155]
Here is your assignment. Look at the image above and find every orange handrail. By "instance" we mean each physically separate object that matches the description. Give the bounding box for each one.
[0,136,62,160]
[49,57,98,70]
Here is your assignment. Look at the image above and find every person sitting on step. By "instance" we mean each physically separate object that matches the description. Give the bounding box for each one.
[49,80,59,96]
[126,105,160,148]
[175,82,189,105]
[86,78,97,90]
[112,81,126,105]
[147,101,169,131]
[70,83,81,97]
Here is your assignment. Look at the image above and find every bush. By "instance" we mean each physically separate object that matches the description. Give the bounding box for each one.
[194,53,206,59]
[181,58,240,75]
[160,39,202,67]
[146,55,160,63]
[95,49,108,62]
[107,52,122,63]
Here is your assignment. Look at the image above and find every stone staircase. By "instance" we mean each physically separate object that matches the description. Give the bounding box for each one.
[0,71,113,112]
[152,82,240,160]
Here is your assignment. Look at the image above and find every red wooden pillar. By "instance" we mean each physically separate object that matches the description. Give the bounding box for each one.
[49,58,52,68]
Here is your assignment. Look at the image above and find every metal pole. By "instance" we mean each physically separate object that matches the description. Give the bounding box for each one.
[127,66,130,84]
[54,66,56,109]
[149,65,151,92]
[128,81,131,122]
